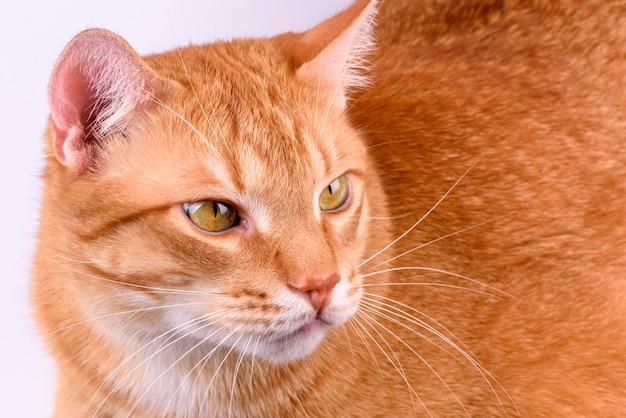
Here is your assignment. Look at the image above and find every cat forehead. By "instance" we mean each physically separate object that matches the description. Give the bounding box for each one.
[100,38,367,215]
[145,45,354,174]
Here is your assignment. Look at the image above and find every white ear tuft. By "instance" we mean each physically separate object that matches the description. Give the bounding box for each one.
[48,29,165,173]
[292,0,378,111]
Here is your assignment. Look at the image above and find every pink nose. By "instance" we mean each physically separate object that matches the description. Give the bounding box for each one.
[289,272,340,313]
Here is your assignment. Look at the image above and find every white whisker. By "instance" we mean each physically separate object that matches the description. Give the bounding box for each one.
[346,319,381,373]
[358,162,478,269]
[49,257,217,296]
[45,301,217,337]
[360,294,516,415]
[91,310,237,417]
[358,308,463,417]
[229,335,252,418]
[199,330,245,414]
[361,280,507,300]
[362,266,515,299]
[363,217,506,274]
[126,325,242,417]
[352,311,427,417]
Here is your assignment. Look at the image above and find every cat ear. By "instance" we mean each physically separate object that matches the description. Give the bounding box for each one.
[288,0,377,111]
[48,29,168,173]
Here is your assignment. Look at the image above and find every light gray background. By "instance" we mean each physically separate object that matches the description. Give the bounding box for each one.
[0,0,352,415]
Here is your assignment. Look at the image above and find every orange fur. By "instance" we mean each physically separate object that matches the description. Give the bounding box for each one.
[33,0,626,416]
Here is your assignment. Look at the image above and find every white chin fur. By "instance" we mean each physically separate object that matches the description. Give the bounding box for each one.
[256,325,328,363]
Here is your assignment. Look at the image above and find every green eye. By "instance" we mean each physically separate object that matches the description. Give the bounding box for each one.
[184,200,239,232]
[319,175,350,211]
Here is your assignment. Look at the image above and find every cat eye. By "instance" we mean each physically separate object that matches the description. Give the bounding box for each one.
[319,175,350,211]
[184,200,240,233]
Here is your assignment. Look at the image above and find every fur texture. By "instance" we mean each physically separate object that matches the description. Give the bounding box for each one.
[33,0,626,416]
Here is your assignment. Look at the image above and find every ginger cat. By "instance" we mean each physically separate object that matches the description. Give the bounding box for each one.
[33,0,626,416]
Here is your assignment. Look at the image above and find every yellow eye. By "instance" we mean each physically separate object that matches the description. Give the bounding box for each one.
[319,175,350,211]
[184,200,239,232]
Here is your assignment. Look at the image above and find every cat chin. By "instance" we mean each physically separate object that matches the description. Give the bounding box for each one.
[254,319,329,363]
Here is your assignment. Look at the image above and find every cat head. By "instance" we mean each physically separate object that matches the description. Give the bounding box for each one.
[39,0,383,363]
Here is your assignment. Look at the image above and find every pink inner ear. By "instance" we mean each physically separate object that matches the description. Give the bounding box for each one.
[293,0,376,112]
[49,61,99,168]
[47,29,165,173]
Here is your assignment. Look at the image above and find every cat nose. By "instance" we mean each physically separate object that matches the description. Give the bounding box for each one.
[289,271,340,314]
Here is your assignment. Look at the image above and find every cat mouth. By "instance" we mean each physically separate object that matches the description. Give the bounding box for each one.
[254,316,329,362]
[292,317,325,335]
[276,316,327,342]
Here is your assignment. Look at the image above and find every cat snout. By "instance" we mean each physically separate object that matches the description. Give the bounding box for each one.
[289,271,340,314]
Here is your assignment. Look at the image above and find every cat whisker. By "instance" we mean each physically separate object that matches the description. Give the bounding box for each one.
[41,247,97,264]
[199,329,245,415]
[345,319,381,373]
[366,138,414,150]
[360,280,507,300]
[126,323,243,418]
[357,308,464,417]
[91,310,238,417]
[44,301,217,337]
[360,294,517,415]
[342,325,358,367]
[358,162,478,269]
[160,322,235,417]
[248,334,262,394]
[49,258,219,296]
[149,95,225,167]
[176,49,225,146]
[362,266,515,299]
[92,313,214,414]
[362,217,507,274]
[362,292,476,358]
[360,298,482,379]
[229,335,253,418]
[352,311,429,417]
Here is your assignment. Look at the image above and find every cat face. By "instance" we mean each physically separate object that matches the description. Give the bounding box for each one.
[43,33,376,363]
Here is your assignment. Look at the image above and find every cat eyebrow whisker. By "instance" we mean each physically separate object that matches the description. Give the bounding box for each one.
[314,62,322,136]
[366,211,420,220]
[149,95,226,168]
[358,162,478,270]
[366,138,414,150]
[176,49,231,159]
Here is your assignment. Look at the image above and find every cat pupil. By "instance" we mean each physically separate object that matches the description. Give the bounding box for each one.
[184,200,239,232]
[212,201,220,217]
[319,175,349,211]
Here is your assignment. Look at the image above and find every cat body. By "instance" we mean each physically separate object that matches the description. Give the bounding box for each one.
[33,0,626,416]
